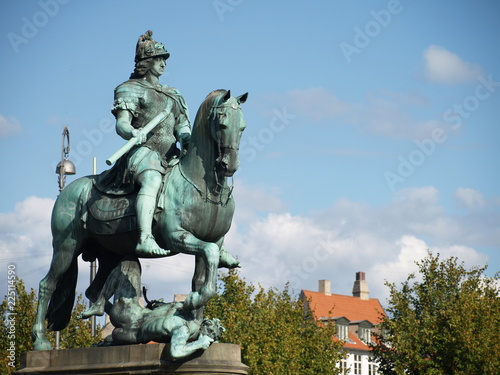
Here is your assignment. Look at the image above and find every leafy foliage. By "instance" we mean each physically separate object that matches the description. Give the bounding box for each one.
[0,278,102,374]
[204,270,345,375]
[371,251,500,375]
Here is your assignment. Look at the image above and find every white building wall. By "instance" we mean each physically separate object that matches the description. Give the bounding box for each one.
[340,350,379,375]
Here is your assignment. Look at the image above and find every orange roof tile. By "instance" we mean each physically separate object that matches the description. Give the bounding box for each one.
[302,290,386,351]
[301,290,386,324]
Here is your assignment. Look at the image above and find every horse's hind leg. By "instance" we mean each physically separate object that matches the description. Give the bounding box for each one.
[32,238,79,350]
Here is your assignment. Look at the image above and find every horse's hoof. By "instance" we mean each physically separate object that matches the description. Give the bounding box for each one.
[33,339,52,351]
[219,249,241,269]
[80,305,105,319]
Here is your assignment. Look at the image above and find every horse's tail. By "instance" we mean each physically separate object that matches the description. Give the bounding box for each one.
[47,257,78,331]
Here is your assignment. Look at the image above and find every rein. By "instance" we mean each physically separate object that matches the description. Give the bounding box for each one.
[178,94,239,206]
[178,163,234,206]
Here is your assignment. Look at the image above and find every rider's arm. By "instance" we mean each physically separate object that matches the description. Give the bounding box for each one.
[175,113,191,154]
[115,110,134,140]
[170,325,213,359]
[115,110,146,144]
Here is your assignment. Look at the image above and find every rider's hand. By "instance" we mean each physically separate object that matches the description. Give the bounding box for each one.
[132,129,147,144]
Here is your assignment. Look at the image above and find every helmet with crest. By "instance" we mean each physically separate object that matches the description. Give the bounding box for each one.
[134,30,170,62]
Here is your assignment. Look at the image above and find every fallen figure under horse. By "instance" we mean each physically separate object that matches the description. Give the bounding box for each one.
[83,255,225,359]
[32,89,247,351]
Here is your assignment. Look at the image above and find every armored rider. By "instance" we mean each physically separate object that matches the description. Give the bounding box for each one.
[112,30,191,257]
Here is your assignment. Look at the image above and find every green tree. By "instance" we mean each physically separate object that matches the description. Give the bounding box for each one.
[205,270,345,375]
[371,251,500,375]
[1,278,102,374]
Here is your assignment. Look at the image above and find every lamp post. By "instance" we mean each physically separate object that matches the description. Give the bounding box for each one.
[54,126,76,349]
[90,156,97,338]
[56,127,76,192]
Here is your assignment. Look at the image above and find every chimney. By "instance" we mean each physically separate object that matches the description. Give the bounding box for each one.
[318,279,331,295]
[352,271,369,300]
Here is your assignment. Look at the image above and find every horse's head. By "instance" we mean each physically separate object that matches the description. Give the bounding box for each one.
[209,90,248,177]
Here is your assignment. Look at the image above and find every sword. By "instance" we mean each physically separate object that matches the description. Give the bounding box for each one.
[106,109,171,166]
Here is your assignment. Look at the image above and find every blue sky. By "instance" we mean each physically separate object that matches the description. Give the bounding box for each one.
[1,1,499,308]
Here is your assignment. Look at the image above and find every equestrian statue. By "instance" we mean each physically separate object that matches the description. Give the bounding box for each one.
[32,30,247,358]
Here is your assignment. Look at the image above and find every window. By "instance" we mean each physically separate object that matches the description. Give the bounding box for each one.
[337,323,349,340]
[339,359,349,375]
[353,354,362,375]
[368,356,379,375]
[351,320,374,344]
[335,317,354,342]
[368,363,378,375]
[359,326,372,343]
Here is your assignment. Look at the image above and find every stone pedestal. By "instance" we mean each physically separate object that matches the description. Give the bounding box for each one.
[14,343,248,375]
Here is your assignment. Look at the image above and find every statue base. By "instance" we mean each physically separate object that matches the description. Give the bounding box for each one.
[14,343,248,375]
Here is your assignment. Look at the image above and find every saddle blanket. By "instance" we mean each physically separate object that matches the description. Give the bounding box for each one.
[86,188,138,235]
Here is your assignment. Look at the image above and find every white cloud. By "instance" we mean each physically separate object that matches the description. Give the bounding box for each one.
[2,185,497,310]
[371,235,429,284]
[259,87,451,140]
[454,187,486,210]
[423,45,483,84]
[358,93,453,140]
[0,114,22,138]
[262,87,352,122]
[223,184,496,303]
[0,196,54,290]
[284,87,352,121]
[231,179,288,225]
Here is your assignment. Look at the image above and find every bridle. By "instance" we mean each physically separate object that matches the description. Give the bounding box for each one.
[178,98,241,206]
[208,100,242,165]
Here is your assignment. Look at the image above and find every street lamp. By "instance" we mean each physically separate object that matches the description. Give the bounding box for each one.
[56,127,76,192]
[54,127,76,349]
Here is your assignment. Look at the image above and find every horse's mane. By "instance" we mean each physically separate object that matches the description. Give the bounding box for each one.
[193,89,228,136]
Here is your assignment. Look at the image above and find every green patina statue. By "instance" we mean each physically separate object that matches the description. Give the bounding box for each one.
[32,30,248,357]
[82,256,224,359]
[112,30,191,257]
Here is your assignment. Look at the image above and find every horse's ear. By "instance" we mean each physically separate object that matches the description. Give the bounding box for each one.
[236,92,248,104]
[223,90,231,102]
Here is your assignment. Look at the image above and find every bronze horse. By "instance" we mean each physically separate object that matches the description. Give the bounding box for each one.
[32,90,247,350]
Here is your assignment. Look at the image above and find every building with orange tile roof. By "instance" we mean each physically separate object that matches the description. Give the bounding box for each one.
[301,272,385,375]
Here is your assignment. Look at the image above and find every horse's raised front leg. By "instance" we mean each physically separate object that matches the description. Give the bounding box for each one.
[170,231,219,311]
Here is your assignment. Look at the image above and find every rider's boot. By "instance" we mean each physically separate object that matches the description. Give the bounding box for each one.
[135,193,169,257]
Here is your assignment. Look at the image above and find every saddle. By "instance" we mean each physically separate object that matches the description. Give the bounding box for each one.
[86,186,138,235]
[85,154,178,235]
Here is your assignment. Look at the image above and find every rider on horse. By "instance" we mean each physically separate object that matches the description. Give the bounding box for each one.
[110,30,191,257]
